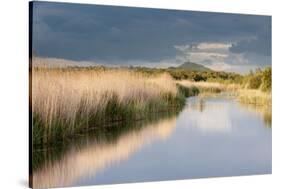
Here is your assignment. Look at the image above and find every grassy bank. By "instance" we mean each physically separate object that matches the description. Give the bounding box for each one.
[178,79,271,106]
[176,80,226,94]
[237,89,271,106]
[32,68,195,145]
[235,67,271,106]
[178,67,271,105]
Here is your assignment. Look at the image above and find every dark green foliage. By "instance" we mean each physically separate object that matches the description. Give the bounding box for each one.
[261,67,272,92]
[193,74,207,82]
[247,73,262,89]
[32,114,45,146]
[244,67,271,91]
[177,84,199,97]
[104,93,120,121]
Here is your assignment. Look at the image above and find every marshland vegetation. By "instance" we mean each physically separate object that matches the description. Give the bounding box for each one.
[32,67,197,145]
[32,58,271,145]
[236,67,272,106]
[176,67,272,106]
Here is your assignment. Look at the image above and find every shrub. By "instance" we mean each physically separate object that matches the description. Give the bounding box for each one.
[261,67,271,92]
[247,74,262,89]
[193,74,207,82]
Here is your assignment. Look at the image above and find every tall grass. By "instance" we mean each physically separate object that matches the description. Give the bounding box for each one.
[32,68,186,145]
[176,79,271,108]
[176,80,225,93]
[237,89,272,107]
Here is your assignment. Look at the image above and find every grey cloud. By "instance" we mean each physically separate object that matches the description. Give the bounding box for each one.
[229,16,271,56]
[31,1,271,73]
[229,36,271,56]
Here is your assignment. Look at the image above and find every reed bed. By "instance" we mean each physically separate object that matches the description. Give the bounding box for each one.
[32,68,186,145]
[176,80,226,93]
[237,89,272,107]
[176,80,271,107]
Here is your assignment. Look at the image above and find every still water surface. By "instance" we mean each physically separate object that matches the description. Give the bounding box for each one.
[33,96,272,188]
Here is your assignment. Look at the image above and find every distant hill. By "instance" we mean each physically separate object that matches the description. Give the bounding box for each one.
[176,61,212,72]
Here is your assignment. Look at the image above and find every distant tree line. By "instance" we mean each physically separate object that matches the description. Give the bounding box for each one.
[132,67,243,83]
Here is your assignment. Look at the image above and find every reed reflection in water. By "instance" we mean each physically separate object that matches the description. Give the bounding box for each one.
[184,96,271,132]
[33,116,177,188]
[238,102,272,127]
[32,95,271,188]
[182,97,233,133]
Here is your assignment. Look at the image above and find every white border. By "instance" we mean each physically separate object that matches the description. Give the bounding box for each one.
[0,0,280,189]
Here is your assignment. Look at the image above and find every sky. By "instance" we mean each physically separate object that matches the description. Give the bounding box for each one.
[32,1,271,74]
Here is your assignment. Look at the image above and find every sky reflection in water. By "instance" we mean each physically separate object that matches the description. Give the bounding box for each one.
[33,96,271,188]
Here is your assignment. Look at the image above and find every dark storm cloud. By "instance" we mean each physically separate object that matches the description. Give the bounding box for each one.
[229,35,271,56]
[32,1,271,69]
[229,16,271,56]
